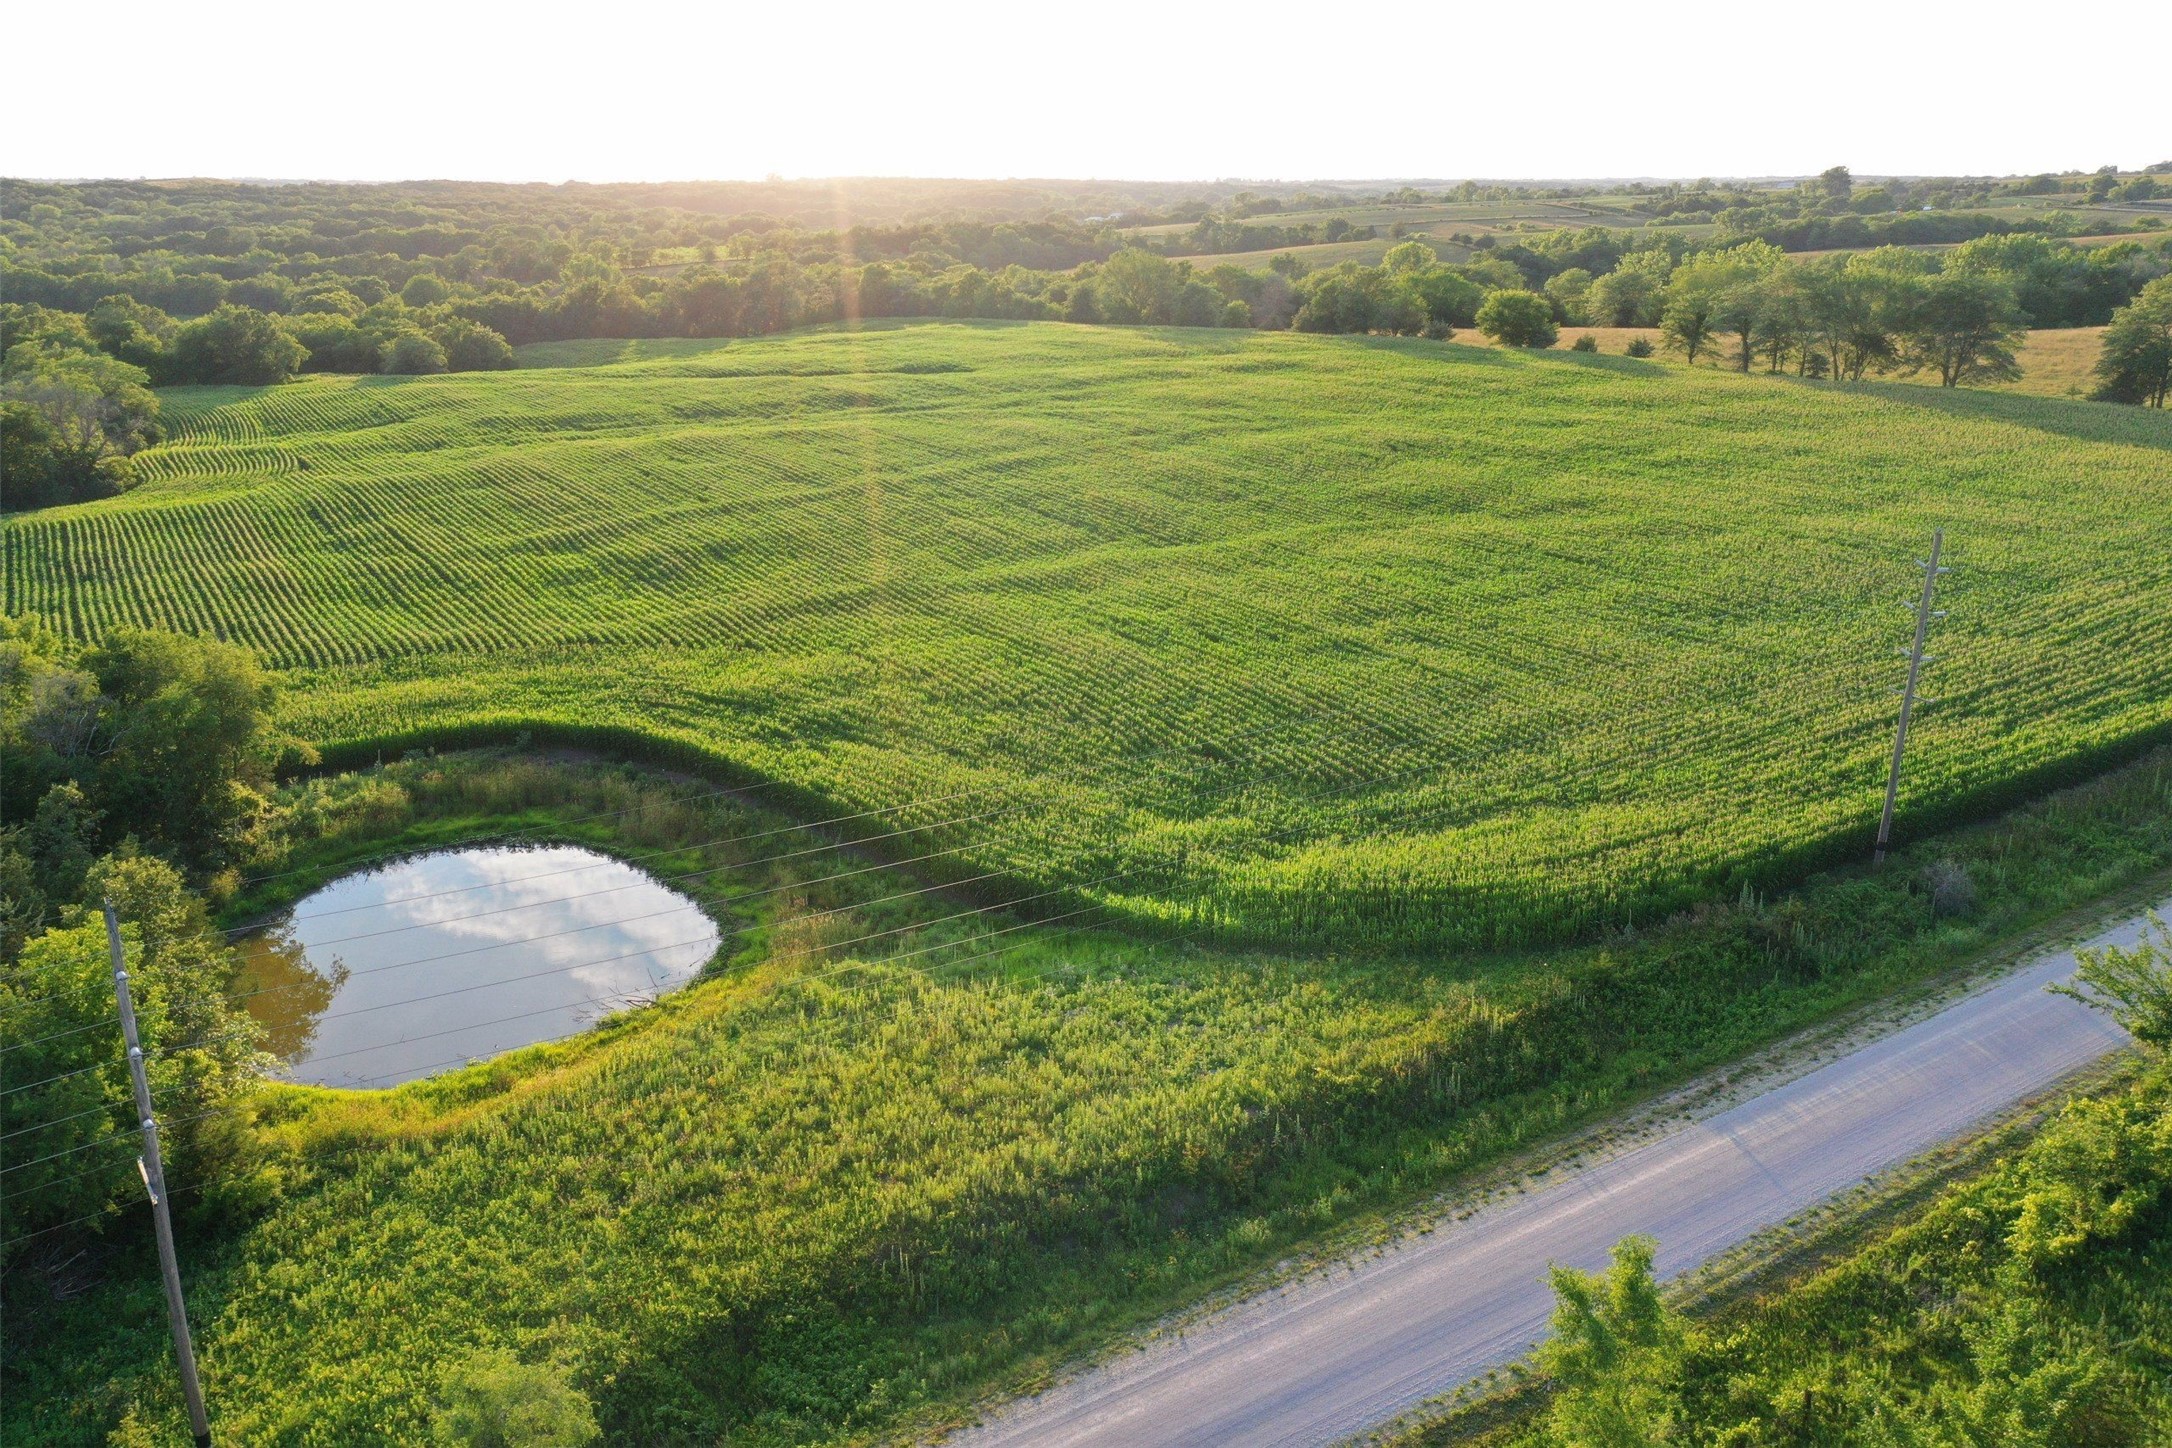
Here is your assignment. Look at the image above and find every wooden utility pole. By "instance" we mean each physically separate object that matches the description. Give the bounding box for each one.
[105,901,213,1448]
[1874,530,1948,864]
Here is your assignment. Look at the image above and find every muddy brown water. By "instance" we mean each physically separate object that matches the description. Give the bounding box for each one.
[239,845,721,1088]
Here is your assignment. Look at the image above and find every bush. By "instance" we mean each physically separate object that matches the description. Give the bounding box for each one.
[1570,334,1598,353]
[431,1349,598,1447]
[1923,858,1978,917]
[1625,336,1656,358]
[1475,289,1558,348]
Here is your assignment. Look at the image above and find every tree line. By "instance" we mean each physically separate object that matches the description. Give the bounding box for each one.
[8,182,2168,510]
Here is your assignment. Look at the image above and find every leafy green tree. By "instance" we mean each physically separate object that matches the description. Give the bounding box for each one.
[2,621,295,866]
[84,295,176,374]
[386,331,450,375]
[0,855,267,1255]
[1544,267,1595,326]
[1659,250,1775,366]
[433,317,516,371]
[1476,289,1558,347]
[1093,249,1182,325]
[1585,267,1661,327]
[292,286,368,317]
[430,1349,599,1447]
[1292,266,1422,335]
[1382,239,1438,274]
[1899,272,2024,387]
[1410,268,1483,328]
[1539,1236,1683,1447]
[290,314,390,374]
[167,304,306,385]
[1802,258,1898,381]
[1713,282,1765,372]
[2091,275,2172,406]
[2054,913,2172,1046]
[401,273,453,308]
[79,629,288,859]
[1947,233,2094,327]
[1,345,160,509]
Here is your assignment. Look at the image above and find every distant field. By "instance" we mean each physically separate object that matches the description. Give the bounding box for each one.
[1492,325,2108,401]
[1168,218,1714,271]
[7,321,2171,951]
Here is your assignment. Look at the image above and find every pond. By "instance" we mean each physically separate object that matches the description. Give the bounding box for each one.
[239,845,722,1088]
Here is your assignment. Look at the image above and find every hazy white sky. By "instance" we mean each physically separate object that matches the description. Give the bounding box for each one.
[9,1,2168,184]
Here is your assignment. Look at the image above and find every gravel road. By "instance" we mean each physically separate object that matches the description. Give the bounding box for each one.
[952,900,2156,1447]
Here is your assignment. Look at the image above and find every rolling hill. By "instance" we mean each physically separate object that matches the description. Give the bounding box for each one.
[6,320,2170,950]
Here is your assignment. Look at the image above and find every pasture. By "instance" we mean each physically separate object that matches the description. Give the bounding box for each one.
[5,321,2171,954]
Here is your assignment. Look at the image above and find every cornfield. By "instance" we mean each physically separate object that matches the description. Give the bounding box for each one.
[7,321,2169,947]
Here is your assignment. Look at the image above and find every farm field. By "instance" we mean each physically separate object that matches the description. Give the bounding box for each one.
[5,321,2172,954]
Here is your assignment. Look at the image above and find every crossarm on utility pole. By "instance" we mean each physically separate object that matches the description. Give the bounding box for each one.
[105,901,213,1447]
[1874,529,1945,864]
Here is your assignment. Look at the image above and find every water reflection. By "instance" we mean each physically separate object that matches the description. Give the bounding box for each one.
[239,845,721,1088]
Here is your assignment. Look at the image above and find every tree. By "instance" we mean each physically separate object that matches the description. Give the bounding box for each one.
[1093,249,1182,325]
[2091,275,2172,406]
[1292,266,1422,336]
[1817,165,1853,203]
[167,304,306,385]
[79,628,287,859]
[288,314,389,374]
[2052,913,2172,1046]
[1804,258,1902,381]
[431,1349,599,1447]
[1900,272,2023,387]
[1,345,160,510]
[434,317,516,372]
[1544,267,1595,325]
[1659,250,1775,367]
[1713,281,1764,372]
[1539,1237,1684,1447]
[1475,289,1558,347]
[85,294,176,374]
[386,331,450,375]
[1585,267,1661,327]
[1409,268,1483,328]
[401,273,453,308]
[1382,239,1438,274]
[0,855,267,1255]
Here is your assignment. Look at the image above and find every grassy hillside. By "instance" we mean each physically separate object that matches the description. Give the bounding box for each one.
[5,321,2171,952]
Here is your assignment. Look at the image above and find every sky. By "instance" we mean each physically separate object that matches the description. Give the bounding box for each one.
[9,1,2169,185]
